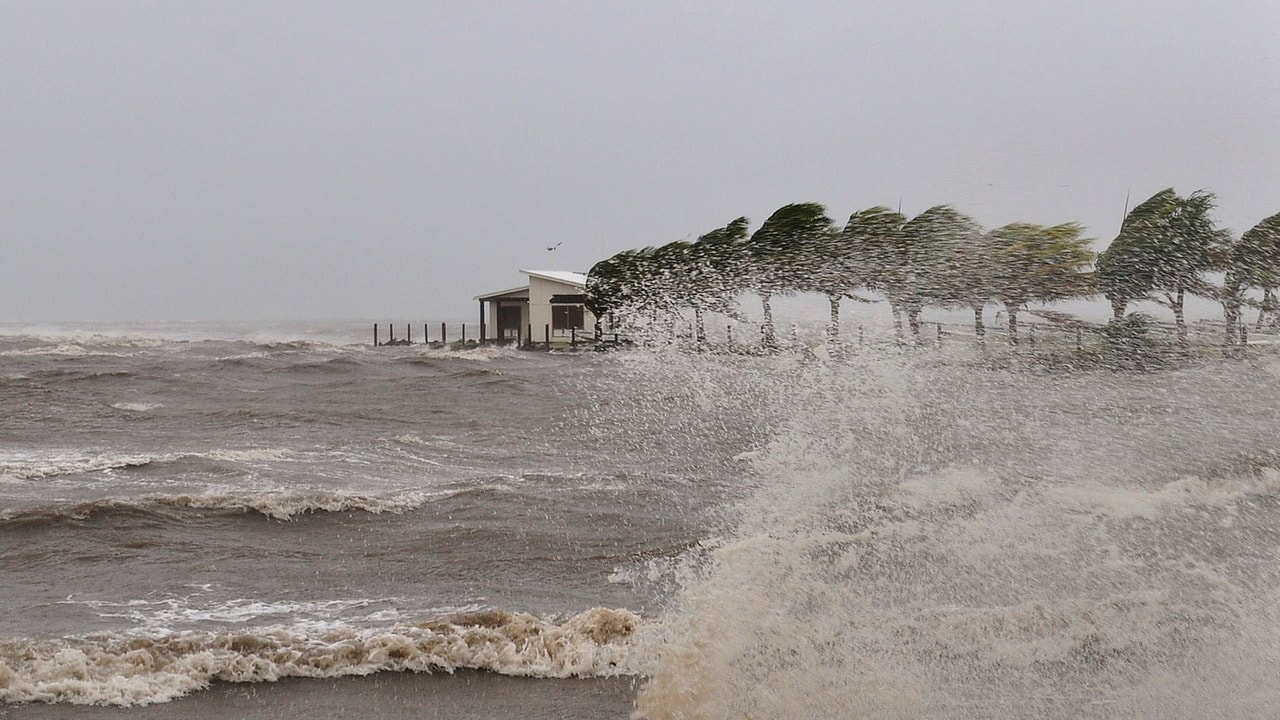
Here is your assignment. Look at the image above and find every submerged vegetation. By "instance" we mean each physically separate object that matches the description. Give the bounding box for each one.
[585,190,1280,353]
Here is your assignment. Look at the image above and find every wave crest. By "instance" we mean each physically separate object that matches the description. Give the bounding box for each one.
[0,490,435,524]
[0,607,640,706]
[0,447,290,482]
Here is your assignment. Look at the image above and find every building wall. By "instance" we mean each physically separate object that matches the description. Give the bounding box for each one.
[528,276,596,344]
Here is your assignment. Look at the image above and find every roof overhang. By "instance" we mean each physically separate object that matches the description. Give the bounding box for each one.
[473,284,530,301]
[521,269,587,288]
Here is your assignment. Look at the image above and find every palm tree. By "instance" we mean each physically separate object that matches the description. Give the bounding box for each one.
[1223,211,1280,344]
[1097,189,1175,319]
[586,248,659,332]
[686,217,751,343]
[932,211,993,342]
[1157,190,1231,346]
[894,205,978,342]
[844,206,908,338]
[987,222,1096,345]
[747,203,835,348]
[1097,188,1228,347]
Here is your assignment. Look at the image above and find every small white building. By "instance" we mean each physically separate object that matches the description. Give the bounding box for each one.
[474,270,599,345]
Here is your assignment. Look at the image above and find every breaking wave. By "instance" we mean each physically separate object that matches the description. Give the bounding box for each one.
[0,448,291,482]
[0,490,440,524]
[0,607,640,706]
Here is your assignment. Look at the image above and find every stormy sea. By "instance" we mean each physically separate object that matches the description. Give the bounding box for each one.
[2,320,1279,719]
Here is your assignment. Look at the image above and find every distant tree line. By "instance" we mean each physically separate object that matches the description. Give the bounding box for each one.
[585,189,1280,349]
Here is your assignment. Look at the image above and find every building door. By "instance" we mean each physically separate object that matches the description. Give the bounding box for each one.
[497,304,523,341]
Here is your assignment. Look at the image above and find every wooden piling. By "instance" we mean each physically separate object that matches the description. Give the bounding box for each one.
[407,323,411,343]
[389,324,395,343]
[462,324,466,343]
[441,322,446,344]
[373,323,379,347]
[424,323,429,344]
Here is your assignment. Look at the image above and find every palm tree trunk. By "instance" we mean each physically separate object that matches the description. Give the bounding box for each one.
[1110,298,1126,319]
[694,308,706,346]
[760,292,776,348]
[1257,290,1276,330]
[907,307,922,344]
[827,293,840,348]
[973,305,985,345]
[890,302,903,342]
[1225,304,1241,346]
[1008,307,1019,346]
[1173,288,1188,349]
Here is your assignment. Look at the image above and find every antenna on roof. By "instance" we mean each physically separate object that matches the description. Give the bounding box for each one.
[1121,188,1131,232]
[546,241,563,270]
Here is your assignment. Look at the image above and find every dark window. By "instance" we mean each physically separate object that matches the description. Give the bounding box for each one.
[552,304,584,331]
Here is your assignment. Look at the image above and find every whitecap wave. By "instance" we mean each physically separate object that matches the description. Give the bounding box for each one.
[0,607,640,706]
[110,402,163,412]
[0,447,291,481]
[0,451,167,481]
[0,489,441,523]
[159,490,434,520]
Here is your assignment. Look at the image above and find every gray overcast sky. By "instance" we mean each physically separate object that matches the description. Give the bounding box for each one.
[3,1,1278,322]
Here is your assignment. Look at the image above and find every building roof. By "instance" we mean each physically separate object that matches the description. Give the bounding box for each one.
[474,270,587,302]
[521,269,587,287]
[473,284,531,301]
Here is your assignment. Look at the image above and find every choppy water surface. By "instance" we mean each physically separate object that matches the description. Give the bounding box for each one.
[2,324,1279,718]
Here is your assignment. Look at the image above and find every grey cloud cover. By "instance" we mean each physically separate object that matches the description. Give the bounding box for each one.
[3,1,1277,321]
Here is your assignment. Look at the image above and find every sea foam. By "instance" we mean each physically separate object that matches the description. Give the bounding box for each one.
[0,607,639,706]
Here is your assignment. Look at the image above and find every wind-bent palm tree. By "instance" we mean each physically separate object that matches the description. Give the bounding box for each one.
[747,203,835,348]
[1097,189,1175,319]
[686,217,751,343]
[894,205,977,342]
[1098,188,1228,347]
[844,206,908,338]
[987,222,1096,345]
[1223,211,1280,344]
[932,210,992,341]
